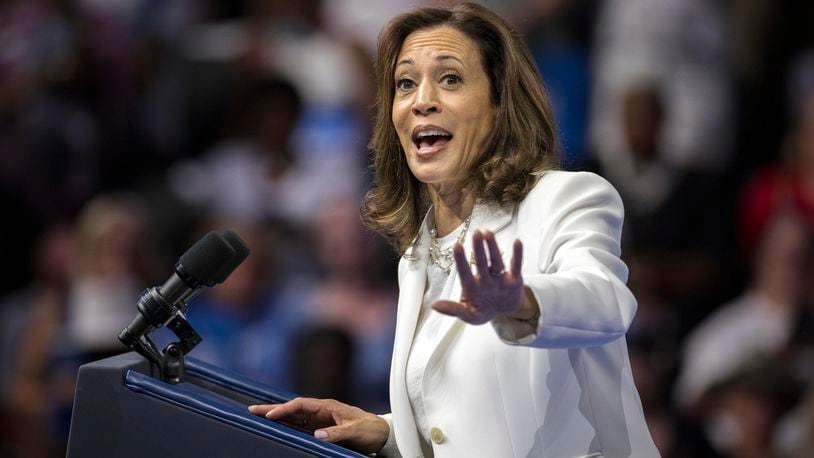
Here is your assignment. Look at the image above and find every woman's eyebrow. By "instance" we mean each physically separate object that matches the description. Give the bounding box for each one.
[435,55,464,65]
[396,55,464,69]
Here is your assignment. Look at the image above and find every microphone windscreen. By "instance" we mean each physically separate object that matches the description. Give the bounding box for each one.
[213,230,250,283]
[179,231,236,285]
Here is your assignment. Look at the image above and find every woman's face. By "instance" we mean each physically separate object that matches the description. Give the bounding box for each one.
[392,26,496,189]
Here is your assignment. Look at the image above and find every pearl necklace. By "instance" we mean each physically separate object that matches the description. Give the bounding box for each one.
[428,216,472,274]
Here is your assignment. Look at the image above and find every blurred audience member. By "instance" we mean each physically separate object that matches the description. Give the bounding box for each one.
[73,0,198,186]
[292,326,356,403]
[590,81,734,332]
[177,0,369,198]
[676,211,812,411]
[244,0,372,162]
[321,0,419,55]
[628,341,720,458]
[510,0,594,168]
[169,75,357,227]
[626,251,720,457]
[0,224,76,458]
[300,198,397,412]
[591,0,733,172]
[740,59,814,258]
[1,193,159,456]
[701,358,803,458]
[0,0,101,293]
[62,193,159,357]
[185,222,310,390]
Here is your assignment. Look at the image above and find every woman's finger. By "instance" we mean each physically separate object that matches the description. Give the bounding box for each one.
[484,231,505,275]
[262,397,320,421]
[248,404,277,416]
[453,243,475,287]
[471,231,489,277]
[433,299,488,324]
[431,299,470,320]
[510,239,523,278]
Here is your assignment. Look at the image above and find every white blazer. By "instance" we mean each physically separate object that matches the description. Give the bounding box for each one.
[379,171,659,458]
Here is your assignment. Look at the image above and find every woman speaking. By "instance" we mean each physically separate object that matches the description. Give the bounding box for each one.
[250,3,658,457]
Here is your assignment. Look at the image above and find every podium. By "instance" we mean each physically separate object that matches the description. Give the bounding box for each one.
[67,352,368,457]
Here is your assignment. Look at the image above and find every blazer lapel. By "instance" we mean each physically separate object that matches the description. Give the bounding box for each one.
[390,216,430,455]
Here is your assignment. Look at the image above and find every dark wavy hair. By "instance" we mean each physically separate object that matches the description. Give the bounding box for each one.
[361,2,559,254]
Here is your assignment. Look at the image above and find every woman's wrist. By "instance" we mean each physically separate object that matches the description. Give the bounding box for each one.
[506,287,539,322]
[372,416,391,452]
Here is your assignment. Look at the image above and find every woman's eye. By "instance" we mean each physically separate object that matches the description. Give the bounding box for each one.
[442,74,461,85]
[396,78,415,90]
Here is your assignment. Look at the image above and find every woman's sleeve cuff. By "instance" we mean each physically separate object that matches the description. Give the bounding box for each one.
[375,413,400,457]
[491,306,541,345]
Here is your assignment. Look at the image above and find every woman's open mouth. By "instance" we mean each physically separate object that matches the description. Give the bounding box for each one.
[412,125,453,157]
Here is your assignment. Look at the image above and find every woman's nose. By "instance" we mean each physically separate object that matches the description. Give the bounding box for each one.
[412,85,440,116]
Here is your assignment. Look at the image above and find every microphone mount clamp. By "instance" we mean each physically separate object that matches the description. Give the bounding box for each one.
[118,287,202,384]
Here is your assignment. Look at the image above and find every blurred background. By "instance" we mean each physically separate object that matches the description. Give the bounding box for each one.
[1,0,813,456]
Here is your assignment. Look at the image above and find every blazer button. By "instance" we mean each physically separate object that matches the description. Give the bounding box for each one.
[429,427,445,444]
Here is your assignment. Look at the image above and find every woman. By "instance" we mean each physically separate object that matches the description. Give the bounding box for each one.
[250,3,658,457]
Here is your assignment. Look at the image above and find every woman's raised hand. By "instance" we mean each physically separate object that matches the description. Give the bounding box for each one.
[249,398,389,454]
[432,230,535,325]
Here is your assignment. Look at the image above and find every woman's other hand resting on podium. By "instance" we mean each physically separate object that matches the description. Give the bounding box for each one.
[249,398,389,454]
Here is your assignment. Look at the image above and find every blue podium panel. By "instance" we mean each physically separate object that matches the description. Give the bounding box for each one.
[67,352,368,458]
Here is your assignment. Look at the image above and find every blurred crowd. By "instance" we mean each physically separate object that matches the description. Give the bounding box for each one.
[1,0,814,457]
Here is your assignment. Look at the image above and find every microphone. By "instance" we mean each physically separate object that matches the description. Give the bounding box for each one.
[118,230,250,349]
[214,229,251,284]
